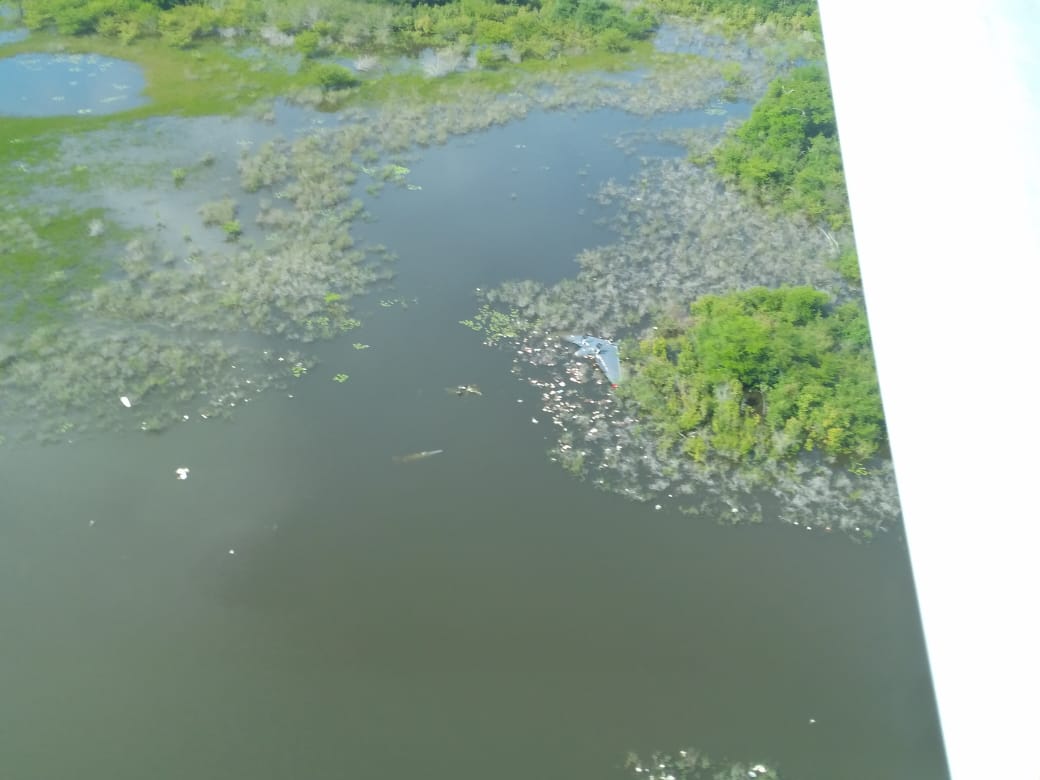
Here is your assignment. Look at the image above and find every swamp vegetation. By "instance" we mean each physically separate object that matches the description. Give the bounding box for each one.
[0,0,890,536]
[1,0,820,443]
[0,1,948,777]
[0,0,890,531]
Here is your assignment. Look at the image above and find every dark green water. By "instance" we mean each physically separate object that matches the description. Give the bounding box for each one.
[0,108,947,779]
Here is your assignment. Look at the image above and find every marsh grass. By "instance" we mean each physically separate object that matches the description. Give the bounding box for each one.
[0,205,113,326]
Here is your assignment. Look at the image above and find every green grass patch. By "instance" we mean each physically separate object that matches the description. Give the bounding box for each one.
[0,206,116,326]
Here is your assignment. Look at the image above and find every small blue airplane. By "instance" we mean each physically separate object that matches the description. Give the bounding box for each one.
[566,335,622,385]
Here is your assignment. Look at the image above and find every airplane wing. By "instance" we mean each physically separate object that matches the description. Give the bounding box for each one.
[595,347,622,384]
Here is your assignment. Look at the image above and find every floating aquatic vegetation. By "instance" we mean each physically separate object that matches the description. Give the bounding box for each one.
[0,325,295,443]
[624,747,781,780]
[333,373,349,383]
[198,197,238,227]
[459,304,523,346]
[221,219,242,240]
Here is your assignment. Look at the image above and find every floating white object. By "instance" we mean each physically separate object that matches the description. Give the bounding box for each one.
[228,549,235,555]
[175,467,190,480]
[119,396,132,408]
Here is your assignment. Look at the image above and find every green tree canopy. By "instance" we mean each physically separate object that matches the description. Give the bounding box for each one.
[621,287,885,463]
[713,65,850,228]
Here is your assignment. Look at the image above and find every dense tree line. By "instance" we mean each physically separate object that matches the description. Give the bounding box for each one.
[621,286,885,464]
[640,0,817,30]
[712,64,849,228]
[16,0,656,57]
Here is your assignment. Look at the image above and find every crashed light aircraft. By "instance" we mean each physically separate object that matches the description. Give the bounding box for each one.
[566,335,622,386]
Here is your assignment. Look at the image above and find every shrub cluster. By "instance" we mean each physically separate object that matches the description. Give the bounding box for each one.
[621,286,885,463]
[712,64,850,228]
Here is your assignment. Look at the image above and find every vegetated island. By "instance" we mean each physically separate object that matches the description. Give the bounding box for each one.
[472,55,897,538]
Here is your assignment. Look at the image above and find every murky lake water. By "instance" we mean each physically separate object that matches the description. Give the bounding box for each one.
[0,98,947,778]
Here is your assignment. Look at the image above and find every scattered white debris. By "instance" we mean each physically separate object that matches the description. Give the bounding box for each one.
[517,398,523,403]
[531,417,539,424]
[809,718,816,724]
[175,467,190,480]
[119,396,132,408]
[228,549,235,555]
[182,415,189,421]
[752,765,767,774]
[732,506,739,513]
[654,504,662,510]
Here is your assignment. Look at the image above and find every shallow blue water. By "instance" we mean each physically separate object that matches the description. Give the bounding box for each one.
[0,52,148,116]
[0,26,28,45]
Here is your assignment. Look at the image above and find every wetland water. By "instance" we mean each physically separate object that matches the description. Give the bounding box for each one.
[0,53,147,116]
[0,98,946,778]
